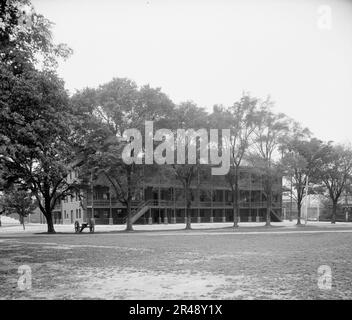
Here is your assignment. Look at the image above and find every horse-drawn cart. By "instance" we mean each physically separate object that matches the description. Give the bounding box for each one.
[74,219,95,233]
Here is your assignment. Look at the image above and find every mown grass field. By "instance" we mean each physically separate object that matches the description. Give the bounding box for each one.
[1,225,352,299]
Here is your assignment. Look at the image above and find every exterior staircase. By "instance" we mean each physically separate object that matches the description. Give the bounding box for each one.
[270,208,282,222]
[123,200,154,224]
[121,199,283,224]
[260,190,283,222]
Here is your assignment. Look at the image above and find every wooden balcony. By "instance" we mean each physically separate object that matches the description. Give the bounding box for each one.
[86,199,281,209]
[86,199,140,207]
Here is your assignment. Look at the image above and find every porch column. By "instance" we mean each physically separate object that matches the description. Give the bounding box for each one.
[148,208,153,224]
[289,175,293,221]
[197,188,201,222]
[109,187,113,225]
[259,182,263,223]
[90,171,95,224]
[210,185,214,223]
[158,178,162,224]
[158,208,162,224]
[249,172,252,222]
[197,189,201,222]
[197,169,201,223]
[197,191,201,223]
[164,208,168,224]
[222,189,226,222]
[184,207,187,224]
[158,178,161,208]
[172,187,177,224]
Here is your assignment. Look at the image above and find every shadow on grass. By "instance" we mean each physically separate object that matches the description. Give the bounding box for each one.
[5,221,351,237]
[31,224,294,236]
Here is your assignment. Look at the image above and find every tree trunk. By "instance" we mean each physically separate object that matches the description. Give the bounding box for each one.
[232,200,238,228]
[125,167,134,231]
[233,173,239,228]
[20,215,25,230]
[43,197,56,233]
[185,188,191,230]
[265,208,271,226]
[185,203,191,230]
[45,213,55,233]
[331,201,337,224]
[264,173,272,227]
[126,199,134,231]
[296,202,302,225]
[265,189,271,227]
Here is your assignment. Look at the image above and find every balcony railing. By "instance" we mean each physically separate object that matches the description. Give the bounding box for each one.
[86,199,141,207]
[86,199,281,209]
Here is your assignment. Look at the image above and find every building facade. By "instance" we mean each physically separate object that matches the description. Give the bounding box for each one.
[55,165,283,225]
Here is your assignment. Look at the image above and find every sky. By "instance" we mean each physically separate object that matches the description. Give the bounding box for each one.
[32,0,352,144]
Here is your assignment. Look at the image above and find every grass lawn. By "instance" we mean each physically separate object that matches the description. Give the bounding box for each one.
[1,225,352,299]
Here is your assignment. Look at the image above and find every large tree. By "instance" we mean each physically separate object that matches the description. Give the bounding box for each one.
[73,78,175,231]
[0,0,72,75]
[0,0,75,233]
[281,133,326,225]
[83,138,142,231]
[251,99,289,226]
[169,101,209,230]
[209,94,258,228]
[315,143,352,224]
[0,68,79,233]
[0,189,37,230]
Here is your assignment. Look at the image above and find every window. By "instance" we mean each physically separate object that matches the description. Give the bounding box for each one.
[239,171,249,183]
[251,173,261,185]
[64,210,66,218]
[71,210,73,219]
[76,209,78,218]
[200,190,210,202]
[79,209,81,218]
